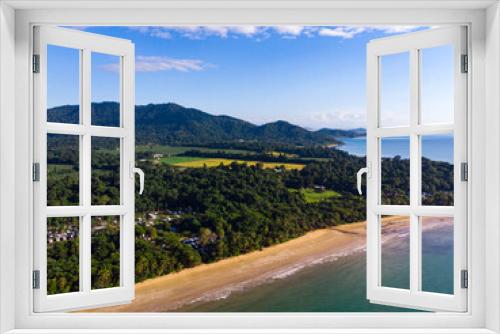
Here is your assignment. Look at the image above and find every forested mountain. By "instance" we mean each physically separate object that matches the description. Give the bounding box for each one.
[47,102,364,146]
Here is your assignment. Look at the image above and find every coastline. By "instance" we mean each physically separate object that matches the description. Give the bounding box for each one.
[89,221,367,312]
[88,216,450,313]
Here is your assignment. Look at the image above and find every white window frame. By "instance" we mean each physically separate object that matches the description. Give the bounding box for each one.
[0,1,499,333]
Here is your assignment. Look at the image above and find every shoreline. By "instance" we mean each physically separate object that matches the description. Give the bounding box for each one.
[89,217,450,313]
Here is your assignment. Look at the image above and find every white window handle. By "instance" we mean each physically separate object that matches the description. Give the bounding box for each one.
[130,162,145,195]
[357,167,368,195]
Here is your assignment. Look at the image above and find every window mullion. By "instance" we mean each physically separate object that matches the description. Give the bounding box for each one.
[81,48,92,294]
[409,48,421,294]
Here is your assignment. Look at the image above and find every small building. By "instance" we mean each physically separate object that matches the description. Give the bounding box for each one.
[182,237,200,248]
[313,185,326,192]
[152,153,163,160]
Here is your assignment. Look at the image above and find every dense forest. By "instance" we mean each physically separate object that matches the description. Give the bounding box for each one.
[45,102,453,295]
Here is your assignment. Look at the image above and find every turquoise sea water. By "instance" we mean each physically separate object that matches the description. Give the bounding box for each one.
[180,249,407,312]
[179,223,453,312]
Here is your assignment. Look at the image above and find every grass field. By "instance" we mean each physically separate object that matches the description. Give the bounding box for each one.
[291,188,341,203]
[160,156,207,164]
[169,158,305,170]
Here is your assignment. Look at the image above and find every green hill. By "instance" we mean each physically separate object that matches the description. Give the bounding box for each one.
[47,102,363,146]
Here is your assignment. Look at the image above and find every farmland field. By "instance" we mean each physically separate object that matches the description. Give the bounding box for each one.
[267,151,299,158]
[169,158,305,170]
[137,145,254,156]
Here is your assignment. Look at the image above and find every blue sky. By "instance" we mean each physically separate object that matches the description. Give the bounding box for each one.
[48,26,452,129]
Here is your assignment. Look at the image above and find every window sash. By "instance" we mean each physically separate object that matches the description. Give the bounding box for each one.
[32,26,136,312]
[366,26,468,312]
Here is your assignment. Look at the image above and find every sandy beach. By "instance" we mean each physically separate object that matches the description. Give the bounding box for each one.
[89,221,368,312]
[89,216,450,312]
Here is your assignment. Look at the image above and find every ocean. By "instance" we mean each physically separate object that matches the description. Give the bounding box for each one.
[178,220,453,313]
[176,138,454,312]
[336,135,454,163]
[179,248,408,312]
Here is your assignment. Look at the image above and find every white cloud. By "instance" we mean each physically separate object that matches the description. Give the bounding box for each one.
[290,108,367,130]
[230,26,261,36]
[129,27,172,39]
[136,56,209,72]
[132,25,305,40]
[131,25,426,41]
[150,29,172,40]
[318,27,367,39]
[129,26,150,34]
[179,26,229,39]
[272,26,305,36]
[64,26,89,31]
[318,25,422,39]
[166,26,261,39]
[101,55,212,73]
[376,25,421,33]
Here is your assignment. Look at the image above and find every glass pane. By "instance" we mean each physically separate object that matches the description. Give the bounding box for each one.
[91,137,121,205]
[421,216,454,294]
[47,217,80,295]
[380,52,410,127]
[420,45,454,125]
[91,216,120,289]
[47,45,80,124]
[91,52,121,127]
[47,134,79,206]
[421,134,454,206]
[381,215,410,289]
[380,137,410,205]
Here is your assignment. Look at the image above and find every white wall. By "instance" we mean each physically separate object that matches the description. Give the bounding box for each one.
[485,2,500,333]
[0,2,497,332]
[0,2,16,333]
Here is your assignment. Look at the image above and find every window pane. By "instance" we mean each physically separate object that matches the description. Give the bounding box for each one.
[47,217,79,295]
[47,45,80,124]
[421,134,454,206]
[381,215,410,289]
[91,137,121,205]
[420,45,454,125]
[91,52,121,127]
[380,137,410,205]
[421,216,454,294]
[380,52,410,127]
[47,134,79,206]
[91,216,120,289]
